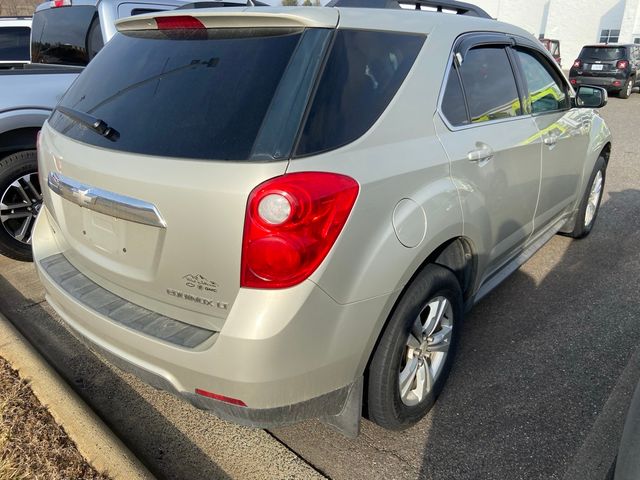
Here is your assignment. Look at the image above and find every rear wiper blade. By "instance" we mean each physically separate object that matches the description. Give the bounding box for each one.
[56,106,119,140]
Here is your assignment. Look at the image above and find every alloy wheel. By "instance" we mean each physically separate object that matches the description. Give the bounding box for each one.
[399,296,453,406]
[584,169,603,228]
[0,172,42,245]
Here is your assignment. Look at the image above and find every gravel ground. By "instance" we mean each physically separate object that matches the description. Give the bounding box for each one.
[0,356,109,480]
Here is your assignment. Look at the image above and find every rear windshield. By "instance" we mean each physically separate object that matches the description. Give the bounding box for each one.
[580,46,627,61]
[0,27,30,61]
[51,28,311,161]
[31,5,100,66]
[50,27,424,162]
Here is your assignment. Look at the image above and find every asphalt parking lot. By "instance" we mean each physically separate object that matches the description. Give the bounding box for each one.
[1,94,639,480]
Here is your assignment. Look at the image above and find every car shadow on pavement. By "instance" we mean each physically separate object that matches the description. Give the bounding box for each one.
[0,275,232,480]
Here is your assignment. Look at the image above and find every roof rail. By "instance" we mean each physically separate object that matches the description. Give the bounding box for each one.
[326,0,492,19]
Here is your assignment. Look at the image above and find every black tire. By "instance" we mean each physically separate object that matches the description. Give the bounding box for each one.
[619,79,633,99]
[367,264,463,430]
[569,156,606,239]
[0,150,40,262]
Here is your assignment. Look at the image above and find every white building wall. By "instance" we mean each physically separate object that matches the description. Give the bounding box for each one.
[545,0,626,67]
[473,0,633,70]
[473,0,550,38]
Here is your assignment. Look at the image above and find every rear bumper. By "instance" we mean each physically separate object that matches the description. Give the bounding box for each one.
[33,207,394,427]
[569,72,629,89]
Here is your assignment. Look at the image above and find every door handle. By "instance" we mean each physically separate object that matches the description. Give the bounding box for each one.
[543,135,558,147]
[467,145,494,163]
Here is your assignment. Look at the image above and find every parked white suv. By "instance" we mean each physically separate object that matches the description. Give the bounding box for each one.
[33,0,611,436]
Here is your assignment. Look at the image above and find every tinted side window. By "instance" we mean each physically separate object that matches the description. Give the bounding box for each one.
[516,48,569,114]
[459,46,521,124]
[295,29,425,157]
[0,27,30,61]
[441,65,468,126]
[31,6,100,66]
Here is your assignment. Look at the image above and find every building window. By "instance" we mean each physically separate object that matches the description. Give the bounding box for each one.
[600,29,620,43]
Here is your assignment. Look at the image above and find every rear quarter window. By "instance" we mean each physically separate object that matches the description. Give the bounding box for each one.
[295,29,425,157]
[0,27,30,61]
[441,65,469,126]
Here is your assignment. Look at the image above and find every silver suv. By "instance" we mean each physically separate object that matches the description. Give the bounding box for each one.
[33,0,612,437]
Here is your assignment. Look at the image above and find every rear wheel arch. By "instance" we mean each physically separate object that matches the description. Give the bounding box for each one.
[362,236,476,413]
[600,142,612,166]
[0,127,40,160]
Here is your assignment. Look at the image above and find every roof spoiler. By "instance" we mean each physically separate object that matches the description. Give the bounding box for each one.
[116,8,338,32]
[327,0,492,19]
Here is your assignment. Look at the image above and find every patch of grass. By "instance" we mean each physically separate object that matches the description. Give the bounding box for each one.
[0,356,110,480]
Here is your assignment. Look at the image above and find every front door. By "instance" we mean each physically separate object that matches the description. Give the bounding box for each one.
[512,46,590,231]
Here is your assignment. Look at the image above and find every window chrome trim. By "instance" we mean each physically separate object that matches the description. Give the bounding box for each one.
[47,172,167,228]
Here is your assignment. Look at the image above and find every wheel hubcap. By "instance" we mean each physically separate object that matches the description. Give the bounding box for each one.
[0,172,42,245]
[584,170,603,228]
[399,296,453,406]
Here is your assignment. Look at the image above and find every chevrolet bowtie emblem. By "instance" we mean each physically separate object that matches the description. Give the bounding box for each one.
[72,188,96,207]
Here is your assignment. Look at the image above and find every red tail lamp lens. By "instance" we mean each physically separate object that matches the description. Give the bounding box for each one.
[573,59,581,69]
[155,16,205,30]
[570,78,577,85]
[242,172,359,289]
[195,389,246,407]
[617,60,629,69]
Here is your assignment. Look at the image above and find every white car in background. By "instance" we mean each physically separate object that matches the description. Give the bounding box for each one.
[0,17,31,67]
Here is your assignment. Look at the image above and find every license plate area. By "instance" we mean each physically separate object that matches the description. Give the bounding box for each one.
[590,64,604,71]
[58,198,165,282]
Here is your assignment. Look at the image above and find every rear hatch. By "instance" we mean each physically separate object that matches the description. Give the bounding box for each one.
[578,45,627,76]
[38,9,337,331]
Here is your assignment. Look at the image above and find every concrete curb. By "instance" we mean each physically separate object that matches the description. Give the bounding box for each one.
[0,312,154,480]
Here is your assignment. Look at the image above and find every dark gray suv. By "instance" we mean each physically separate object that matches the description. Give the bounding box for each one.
[569,44,640,99]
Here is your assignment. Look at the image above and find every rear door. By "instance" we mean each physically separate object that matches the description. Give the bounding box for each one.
[435,35,542,278]
[512,45,590,231]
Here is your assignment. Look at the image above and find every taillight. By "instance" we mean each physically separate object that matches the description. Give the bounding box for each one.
[241,172,359,289]
[570,78,577,85]
[51,0,72,7]
[155,15,205,30]
[617,60,629,69]
[573,59,581,69]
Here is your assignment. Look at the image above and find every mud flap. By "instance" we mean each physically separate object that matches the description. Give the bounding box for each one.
[321,375,363,438]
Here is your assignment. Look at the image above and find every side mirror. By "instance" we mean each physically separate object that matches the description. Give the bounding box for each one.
[575,85,608,108]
